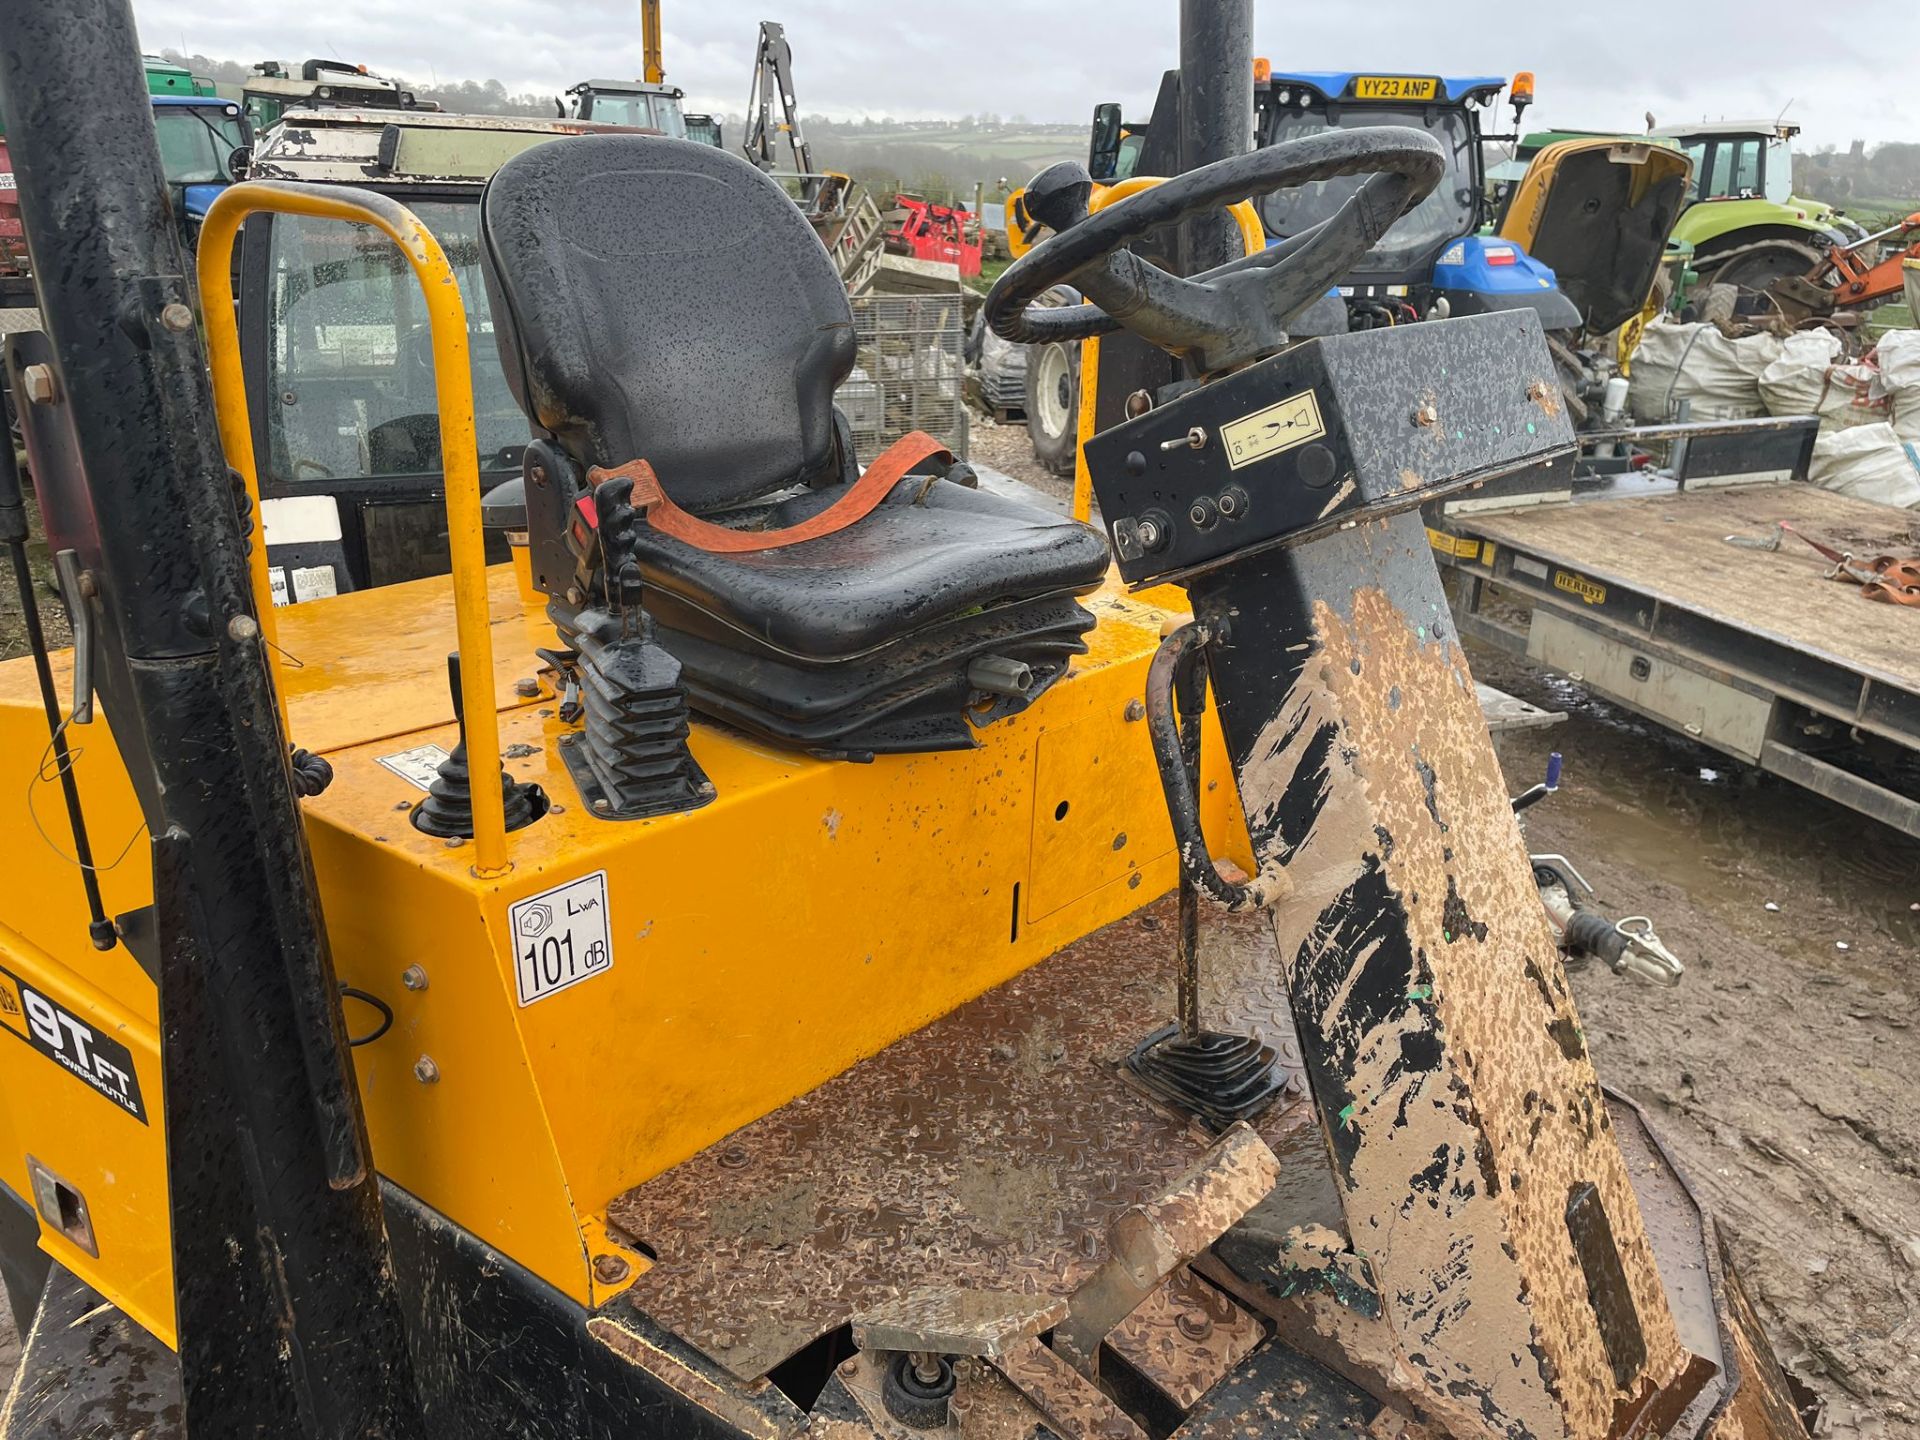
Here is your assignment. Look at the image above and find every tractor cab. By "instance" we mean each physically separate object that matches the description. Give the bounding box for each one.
[237,109,638,598]
[149,95,250,235]
[1652,119,1801,208]
[564,79,699,144]
[1251,72,1579,329]
[563,80,723,148]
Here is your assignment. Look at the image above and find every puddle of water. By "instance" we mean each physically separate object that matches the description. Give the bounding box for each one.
[1471,642,1920,956]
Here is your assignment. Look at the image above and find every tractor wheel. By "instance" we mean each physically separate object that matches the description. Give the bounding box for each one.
[1693,283,1740,327]
[1025,338,1080,478]
[1694,241,1827,320]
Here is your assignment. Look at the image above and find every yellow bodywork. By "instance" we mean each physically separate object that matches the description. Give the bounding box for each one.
[0,186,1247,1351]
[1498,138,1694,369]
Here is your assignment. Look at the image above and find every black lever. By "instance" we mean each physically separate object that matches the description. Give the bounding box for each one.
[1128,623,1286,1129]
[1,422,114,949]
[411,652,547,839]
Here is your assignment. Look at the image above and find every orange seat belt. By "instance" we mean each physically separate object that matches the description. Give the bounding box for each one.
[586,430,951,555]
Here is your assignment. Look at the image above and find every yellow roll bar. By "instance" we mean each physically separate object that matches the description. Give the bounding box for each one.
[196,182,512,877]
[1002,178,1265,264]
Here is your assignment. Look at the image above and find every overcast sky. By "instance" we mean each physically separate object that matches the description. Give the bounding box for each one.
[133,0,1920,153]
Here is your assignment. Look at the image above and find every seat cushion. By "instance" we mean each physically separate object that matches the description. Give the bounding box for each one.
[635,475,1111,661]
[481,135,856,513]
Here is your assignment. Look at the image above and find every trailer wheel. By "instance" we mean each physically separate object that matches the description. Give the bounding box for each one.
[1026,339,1079,477]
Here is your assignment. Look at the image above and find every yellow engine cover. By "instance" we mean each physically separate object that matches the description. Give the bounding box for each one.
[0,565,1247,1340]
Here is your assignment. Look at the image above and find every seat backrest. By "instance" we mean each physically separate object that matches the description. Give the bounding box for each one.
[481,135,856,512]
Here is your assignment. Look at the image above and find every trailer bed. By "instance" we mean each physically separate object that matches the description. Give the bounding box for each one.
[1467,486,1919,689]
[1437,481,1920,836]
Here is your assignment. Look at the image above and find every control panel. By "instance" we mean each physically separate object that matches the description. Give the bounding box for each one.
[1082,309,1575,587]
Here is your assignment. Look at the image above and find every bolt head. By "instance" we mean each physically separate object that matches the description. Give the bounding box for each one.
[592,1253,632,1285]
[1176,1310,1215,1341]
[515,677,540,698]
[401,964,429,991]
[1412,403,1438,427]
[22,364,56,405]
[159,302,194,333]
[226,613,260,642]
[1124,698,1146,722]
[413,1055,440,1084]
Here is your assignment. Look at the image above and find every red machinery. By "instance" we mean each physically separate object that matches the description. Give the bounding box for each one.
[885,194,984,276]
[1776,210,1920,315]
[0,140,29,293]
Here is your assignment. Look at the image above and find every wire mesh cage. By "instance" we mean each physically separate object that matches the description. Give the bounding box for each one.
[838,292,970,461]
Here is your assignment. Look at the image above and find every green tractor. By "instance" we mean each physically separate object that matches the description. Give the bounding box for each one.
[1650,120,1863,294]
[141,54,217,98]
[1519,119,1862,302]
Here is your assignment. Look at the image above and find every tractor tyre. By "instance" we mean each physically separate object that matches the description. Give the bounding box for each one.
[1693,283,1739,327]
[1693,241,1827,320]
[1025,338,1080,478]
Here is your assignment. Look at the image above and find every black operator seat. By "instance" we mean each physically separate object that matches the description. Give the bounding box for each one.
[480,135,1110,756]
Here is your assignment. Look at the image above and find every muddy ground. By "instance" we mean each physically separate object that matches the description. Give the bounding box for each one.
[976,419,1920,1436]
[2,419,1915,1431]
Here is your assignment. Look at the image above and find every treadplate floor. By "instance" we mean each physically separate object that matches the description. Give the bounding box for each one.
[606,895,1317,1380]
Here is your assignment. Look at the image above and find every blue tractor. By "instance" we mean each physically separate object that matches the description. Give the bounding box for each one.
[1236,71,1577,330]
[149,93,251,246]
[1016,67,1589,474]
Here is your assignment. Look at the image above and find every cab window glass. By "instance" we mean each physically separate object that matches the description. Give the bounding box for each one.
[264,200,528,485]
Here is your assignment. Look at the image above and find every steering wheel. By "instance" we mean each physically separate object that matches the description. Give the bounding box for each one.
[984,128,1445,376]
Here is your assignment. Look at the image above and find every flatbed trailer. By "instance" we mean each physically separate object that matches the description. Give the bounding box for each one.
[1433,466,1920,837]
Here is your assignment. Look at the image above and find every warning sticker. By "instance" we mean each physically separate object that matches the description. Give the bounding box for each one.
[510,872,612,1006]
[377,744,452,792]
[269,567,290,607]
[0,967,148,1122]
[290,565,339,603]
[1220,388,1325,471]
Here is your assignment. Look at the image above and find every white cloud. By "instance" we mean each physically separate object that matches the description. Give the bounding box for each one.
[133,0,1920,152]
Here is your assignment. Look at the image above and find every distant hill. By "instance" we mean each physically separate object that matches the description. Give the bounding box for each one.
[803,123,1087,204]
